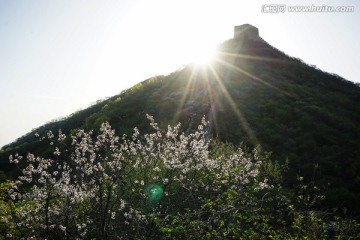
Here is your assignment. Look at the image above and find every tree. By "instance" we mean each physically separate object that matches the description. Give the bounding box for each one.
[2,116,359,239]
[2,115,270,239]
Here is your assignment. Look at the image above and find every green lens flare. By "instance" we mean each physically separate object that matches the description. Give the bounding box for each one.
[146,184,164,204]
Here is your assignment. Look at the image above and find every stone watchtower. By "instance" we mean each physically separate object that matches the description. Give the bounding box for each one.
[234,24,260,41]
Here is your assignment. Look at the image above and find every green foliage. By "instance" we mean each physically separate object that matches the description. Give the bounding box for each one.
[1,33,360,217]
[292,211,330,239]
[1,129,359,239]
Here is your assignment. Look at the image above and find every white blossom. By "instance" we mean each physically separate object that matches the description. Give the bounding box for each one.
[6,115,270,238]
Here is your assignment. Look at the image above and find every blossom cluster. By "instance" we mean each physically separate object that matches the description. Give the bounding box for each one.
[3,116,270,239]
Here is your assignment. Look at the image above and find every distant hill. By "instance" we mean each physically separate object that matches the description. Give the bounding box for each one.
[1,24,359,213]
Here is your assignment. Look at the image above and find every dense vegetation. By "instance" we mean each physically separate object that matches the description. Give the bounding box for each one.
[0,35,359,238]
[1,118,359,239]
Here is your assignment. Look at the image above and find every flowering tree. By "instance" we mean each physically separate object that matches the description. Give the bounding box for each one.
[3,115,271,239]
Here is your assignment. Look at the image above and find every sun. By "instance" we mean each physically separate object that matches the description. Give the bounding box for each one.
[192,48,216,65]
[190,46,216,66]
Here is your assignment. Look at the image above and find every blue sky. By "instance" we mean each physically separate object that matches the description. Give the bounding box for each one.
[0,0,359,148]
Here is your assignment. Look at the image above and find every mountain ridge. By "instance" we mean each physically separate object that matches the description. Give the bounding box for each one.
[1,25,359,212]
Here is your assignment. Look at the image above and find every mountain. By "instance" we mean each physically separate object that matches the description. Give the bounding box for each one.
[1,24,359,212]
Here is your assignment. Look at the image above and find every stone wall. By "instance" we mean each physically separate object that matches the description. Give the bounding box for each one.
[234,24,260,41]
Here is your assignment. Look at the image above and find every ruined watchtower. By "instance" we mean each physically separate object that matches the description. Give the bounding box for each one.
[234,24,260,41]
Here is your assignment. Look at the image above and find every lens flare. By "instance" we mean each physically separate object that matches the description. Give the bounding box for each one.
[146,184,164,204]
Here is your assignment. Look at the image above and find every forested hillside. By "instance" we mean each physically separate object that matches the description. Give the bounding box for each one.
[1,34,359,215]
